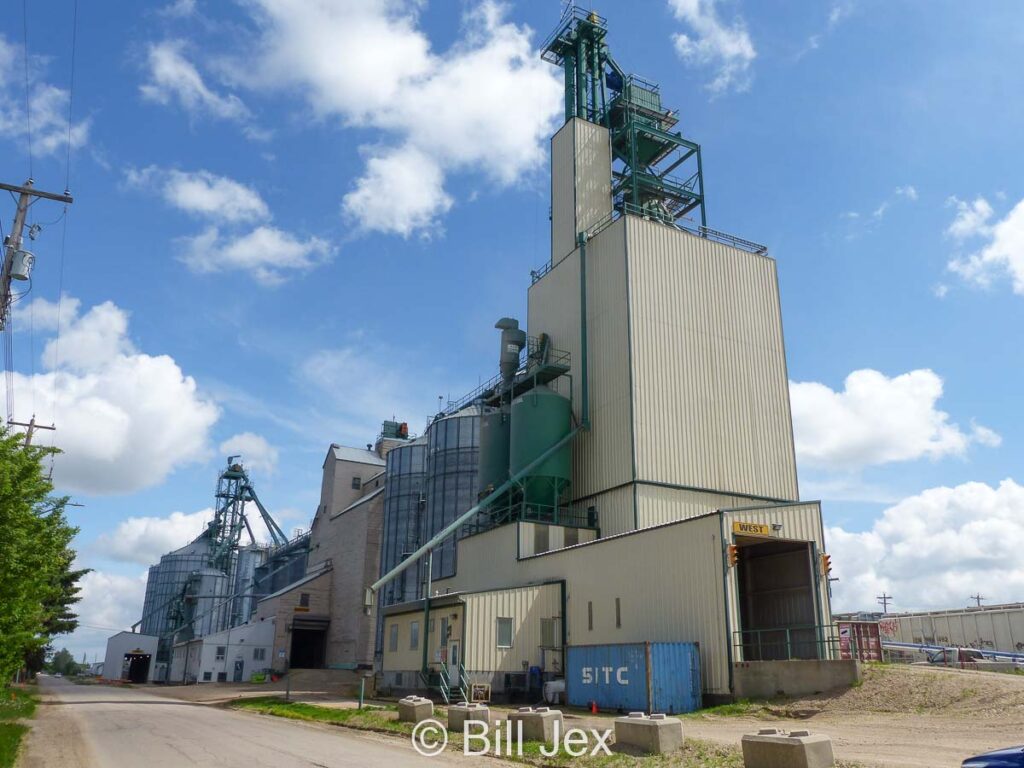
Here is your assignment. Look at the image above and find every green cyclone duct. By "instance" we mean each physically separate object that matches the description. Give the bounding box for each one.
[510,385,572,513]
[477,407,510,496]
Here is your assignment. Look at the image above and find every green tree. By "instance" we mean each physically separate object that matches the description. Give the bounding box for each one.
[47,648,80,676]
[0,428,88,683]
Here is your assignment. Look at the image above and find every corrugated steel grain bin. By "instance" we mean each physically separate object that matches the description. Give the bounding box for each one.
[566,642,701,714]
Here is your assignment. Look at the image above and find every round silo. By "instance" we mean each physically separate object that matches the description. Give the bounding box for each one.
[380,437,427,608]
[510,385,571,515]
[423,408,479,582]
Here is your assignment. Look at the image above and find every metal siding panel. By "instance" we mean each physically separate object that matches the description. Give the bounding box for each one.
[649,642,703,714]
[573,119,613,236]
[528,218,634,503]
[550,121,576,261]
[626,216,799,501]
[437,514,732,695]
[637,485,753,529]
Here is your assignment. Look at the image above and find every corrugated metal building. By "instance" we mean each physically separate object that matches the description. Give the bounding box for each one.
[380,113,839,704]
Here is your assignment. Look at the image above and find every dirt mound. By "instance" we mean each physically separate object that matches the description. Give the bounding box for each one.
[766,664,1024,719]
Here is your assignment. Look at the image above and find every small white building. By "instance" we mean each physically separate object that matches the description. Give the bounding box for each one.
[169,618,275,684]
[103,631,159,683]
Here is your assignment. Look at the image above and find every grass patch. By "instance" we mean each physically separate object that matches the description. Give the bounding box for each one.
[0,689,35,721]
[0,723,29,768]
[680,700,758,719]
[230,697,409,735]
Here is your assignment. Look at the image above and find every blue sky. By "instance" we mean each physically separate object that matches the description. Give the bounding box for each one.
[2,0,1022,660]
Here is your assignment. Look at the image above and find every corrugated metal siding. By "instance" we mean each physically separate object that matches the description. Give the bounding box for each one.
[437,514,733,695]
[549,118,612,264]
[584,485,635,537]
[637,484,754,529]
[462,584,562,678]
[574,119,612,237]
[550,121,576,261]
[626,216,799,501]
[566,642,701,713]
[723,503,832,656]
[883,606,1024,652]
[529,217,634,502]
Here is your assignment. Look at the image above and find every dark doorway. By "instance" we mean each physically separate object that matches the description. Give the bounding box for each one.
[736,538,820,661]
[233,659,244,682]
[124,653,151,683]
[290,629,326,668]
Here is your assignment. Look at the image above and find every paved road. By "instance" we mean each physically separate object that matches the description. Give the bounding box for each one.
[20,677,465,767]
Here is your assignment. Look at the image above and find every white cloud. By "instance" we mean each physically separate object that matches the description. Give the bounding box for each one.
[225,0,561,236]
[179,225,332,285]
[7,299,219,495]
[828,479,1024,612]
[342,145,452,236]
[219,432,279,475]
[947,196,1024,294]
[12,293,80,333]
[668,0,756,94]
[140,39,251,122]
[94,509,211,565]
[127,166,269,224]
[0,35,90,155]
[945,195,994,240]
[932,283,949,299]
[790,369,998,472]
[160,0,197,18]
[895,185,918,201]
[76,570,148,632]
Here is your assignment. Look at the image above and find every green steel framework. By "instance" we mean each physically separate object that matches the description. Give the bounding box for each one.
[541,6,707,227]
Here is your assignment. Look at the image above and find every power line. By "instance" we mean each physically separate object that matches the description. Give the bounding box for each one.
[21,0,33,179]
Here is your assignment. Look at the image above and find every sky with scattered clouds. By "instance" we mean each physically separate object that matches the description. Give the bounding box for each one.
[1,0,1023,659]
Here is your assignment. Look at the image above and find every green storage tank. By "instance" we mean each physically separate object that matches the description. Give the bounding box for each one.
[478,407,510,495]
[510,385,572,512]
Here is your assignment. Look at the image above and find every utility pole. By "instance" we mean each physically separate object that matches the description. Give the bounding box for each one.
[0,179,74,331]
[9,414,55,446]
[877,593,893,614]
[970,594,985,608]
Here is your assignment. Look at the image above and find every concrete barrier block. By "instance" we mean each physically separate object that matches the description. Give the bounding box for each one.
[397,695,434,724]
[614,712,684,754]
[448,702,489,732]
[741,728,835,768]
[507,706,563,745]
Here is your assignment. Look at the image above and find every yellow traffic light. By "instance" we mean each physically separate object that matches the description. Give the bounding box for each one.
[821,553,832,576]
[727,544,739,567]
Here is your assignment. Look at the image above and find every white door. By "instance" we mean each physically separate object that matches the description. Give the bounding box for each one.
[447,641,460,679]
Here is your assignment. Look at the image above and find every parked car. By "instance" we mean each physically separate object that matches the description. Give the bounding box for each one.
[962,745,1024,767]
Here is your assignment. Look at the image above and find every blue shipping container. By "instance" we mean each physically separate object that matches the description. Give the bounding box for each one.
[566,642,701,714]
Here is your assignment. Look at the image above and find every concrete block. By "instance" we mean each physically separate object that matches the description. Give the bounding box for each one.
[741,728,834,768]
[614,712,684,755]
[397,695,434,724]
[448,702,489,732]
[507,706,563,745]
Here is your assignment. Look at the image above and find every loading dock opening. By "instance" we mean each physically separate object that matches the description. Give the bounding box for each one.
[735,536,821,661]
[290,618,328,668]
[123,652,152,683]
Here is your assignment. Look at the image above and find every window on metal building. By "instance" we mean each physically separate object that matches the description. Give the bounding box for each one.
[299,592,310,608]
[215,646,226,661]
[253,647,266,661]
[496,617,514,648]
[203,671,212,682]
[410,621,419,650]
[389,624,399,652]
[351,476,362,490]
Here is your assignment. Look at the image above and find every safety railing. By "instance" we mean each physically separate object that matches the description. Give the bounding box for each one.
[531,204,768,285]
[733,625,841,662]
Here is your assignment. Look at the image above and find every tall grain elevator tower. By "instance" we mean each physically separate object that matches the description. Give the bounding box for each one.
[532,8,799,537]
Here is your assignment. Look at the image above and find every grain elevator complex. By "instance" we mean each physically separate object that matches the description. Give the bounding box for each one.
[108,7,847,707]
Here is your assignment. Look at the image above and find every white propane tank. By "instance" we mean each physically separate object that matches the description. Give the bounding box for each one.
[10,250,34,281]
